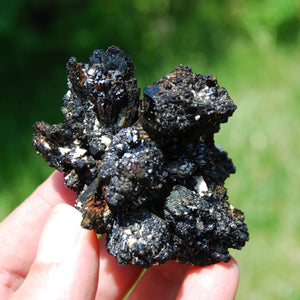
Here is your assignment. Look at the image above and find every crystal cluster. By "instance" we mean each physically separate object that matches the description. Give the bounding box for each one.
[32,46,248,267]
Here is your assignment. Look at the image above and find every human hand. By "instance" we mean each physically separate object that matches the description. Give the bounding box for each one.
[0,171,239,299]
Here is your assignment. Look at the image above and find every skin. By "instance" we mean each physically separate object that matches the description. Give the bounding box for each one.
[0,171,240,300]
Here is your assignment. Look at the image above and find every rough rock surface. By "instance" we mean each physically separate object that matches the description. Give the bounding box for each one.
[32,46,249,267]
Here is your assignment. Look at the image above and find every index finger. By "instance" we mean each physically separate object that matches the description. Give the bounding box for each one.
[0,171,76,295]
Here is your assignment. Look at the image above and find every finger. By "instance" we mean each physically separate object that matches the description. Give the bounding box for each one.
[176,258,240,300]
[95,235,144,300]
[11,204,99,300]
[0,171,76,296]
[128,261,189,300]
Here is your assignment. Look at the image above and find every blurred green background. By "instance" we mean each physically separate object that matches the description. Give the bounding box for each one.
[0,0,299,299]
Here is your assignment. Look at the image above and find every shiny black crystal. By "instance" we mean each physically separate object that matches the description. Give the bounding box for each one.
[32,46,248,267]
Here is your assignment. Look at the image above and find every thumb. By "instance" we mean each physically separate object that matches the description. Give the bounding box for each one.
[12,204,99,300]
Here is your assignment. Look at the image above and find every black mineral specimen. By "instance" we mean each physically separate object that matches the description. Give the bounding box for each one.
[32,46,248,268]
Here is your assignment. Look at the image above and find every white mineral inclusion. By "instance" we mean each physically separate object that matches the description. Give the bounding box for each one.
[72,146,87,159]
[73,139,81,145]
[93,118,101,132]
[59,146,71,155]
[88,68,95,76]
[100,135,112,147]
[229,204,235,212]
[59,145,88,161]
[196,220,204,230]
[76,201,83,209]
[41,140,51,150]
[191,86,214,101]
[123,228,132,235]
[127,237,138,248]
[194,175,209,196]
[60,145,88,163]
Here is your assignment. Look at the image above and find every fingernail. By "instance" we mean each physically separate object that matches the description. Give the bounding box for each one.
[35,204,83,263]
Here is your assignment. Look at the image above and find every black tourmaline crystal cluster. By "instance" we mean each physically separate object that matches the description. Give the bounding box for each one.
[32,46,248,267]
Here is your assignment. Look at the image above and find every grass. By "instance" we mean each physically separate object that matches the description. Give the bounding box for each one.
[214,45,300,299]
[0,40,299,299]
